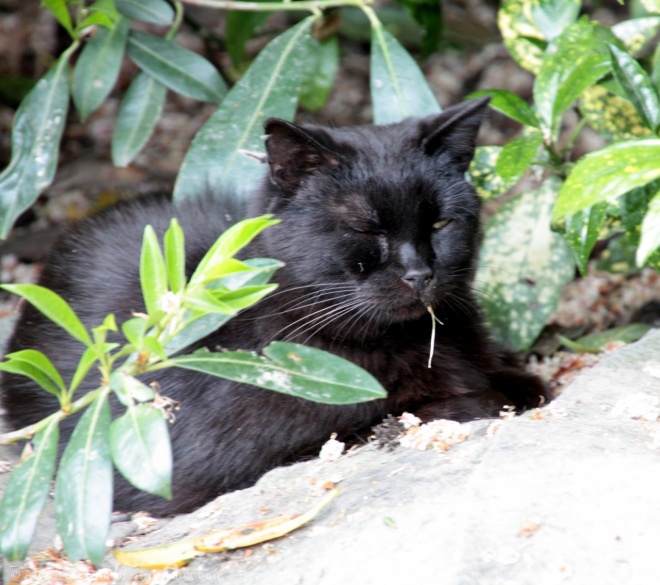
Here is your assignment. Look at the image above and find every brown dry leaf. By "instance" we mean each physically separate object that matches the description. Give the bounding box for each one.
[113,488,339,568]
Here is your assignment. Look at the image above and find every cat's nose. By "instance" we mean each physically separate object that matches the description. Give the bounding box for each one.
[401,267,432,291]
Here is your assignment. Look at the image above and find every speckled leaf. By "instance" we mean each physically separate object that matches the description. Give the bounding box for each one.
[495,132,543,182]
[110,404,172,499]
[0,419,59,561]
[580,85,650,141]
[0,54,70,239]
[300,36,339,112]
[612,17,660,56]
[534,19,621,139]
[477,178,574,352]
[498,0,547,73]
[115,0,173,25]
[173,18,314,201]
[171,342,387,404]
[616,180,660,246]
[468,146,516,200]
[126,31,226,103]
[553,139,660,220]
[608,44,660,133]
[72,18,129,122]
[637,190,660,264]
[55,396,112,565]
[563,202,607,276]
[641,0,660,13]
[370,24,440,124]
[530,0,580,41]
[469,89,540,128]
[596,234,639,274]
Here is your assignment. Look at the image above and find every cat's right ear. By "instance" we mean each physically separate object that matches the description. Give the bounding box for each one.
[264,119,341,195]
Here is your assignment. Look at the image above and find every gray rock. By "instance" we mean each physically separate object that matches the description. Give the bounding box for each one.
[4,331,660,584]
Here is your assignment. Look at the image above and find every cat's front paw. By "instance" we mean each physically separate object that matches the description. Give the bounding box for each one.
[489,368,552,412]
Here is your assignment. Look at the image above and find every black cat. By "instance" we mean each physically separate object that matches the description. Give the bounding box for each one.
[1,98,550,515]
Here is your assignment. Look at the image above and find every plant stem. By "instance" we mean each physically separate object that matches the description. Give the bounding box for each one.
[0,385,111,445]
[166,2,186,41]
[178,0,367,13]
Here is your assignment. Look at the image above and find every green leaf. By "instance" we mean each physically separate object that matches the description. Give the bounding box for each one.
[553,139,660,220]
[596,233,638,274]
[140,225,167,316]
[126,31,226,103]
[190,216,279,286]
[530,0,580,41]
[580,85,651,142]
[173,17,314,201]
[111,72,167,167]
[171,342,387,404]
[394,0,442,56]
[498,0,547,73]
[495,132,543,183]
[0,53,70,239]
[563,203,607,276]
[76,11,116,31]
[477,178,575,352]
[55,396,112,565]
[300,36,339,112]
[608,44,660,133]
[370,24,440,124]
[42,0,74,36]
[534,19,621,139]
[468,89,540,128]
[115,0,174,25]
[559,323,652,353]
[641,0,660,15]
[0,349,66,397]
[1,284,92,346]
[0,419,59,561]
[216,284,278,311]
[225,11,269,67]
[612,17,660,56]
[110,404,172,498]
[109,371,156,405]
[69,347,99,396]
[637,189,660,264]
[72,18,128,122]
[468,146,516,200]
[164,218,186,294]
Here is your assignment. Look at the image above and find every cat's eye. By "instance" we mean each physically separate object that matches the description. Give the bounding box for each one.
[432,218,452,230]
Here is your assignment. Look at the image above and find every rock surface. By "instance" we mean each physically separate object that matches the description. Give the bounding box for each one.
[3,331,660,583]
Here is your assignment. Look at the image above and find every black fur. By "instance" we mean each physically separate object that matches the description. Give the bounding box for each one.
[1,99,550,515]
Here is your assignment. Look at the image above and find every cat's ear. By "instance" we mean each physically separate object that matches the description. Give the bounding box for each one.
[264,119,341,195]
[420,97,490,172]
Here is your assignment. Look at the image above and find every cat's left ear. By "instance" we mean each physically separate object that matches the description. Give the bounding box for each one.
[420,97,490,172]
[264,119,341,195]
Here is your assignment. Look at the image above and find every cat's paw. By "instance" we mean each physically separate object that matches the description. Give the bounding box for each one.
[489,368,552,412]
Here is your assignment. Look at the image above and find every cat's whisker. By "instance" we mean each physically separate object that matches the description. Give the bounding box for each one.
[293,300,365,344]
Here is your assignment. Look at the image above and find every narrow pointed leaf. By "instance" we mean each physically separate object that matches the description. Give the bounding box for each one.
[72,18,129,122]
[171,342,387,404]
[553,140,660,220]
[370,24,440,124]
[469,89,540,128]
[477,178,575,351]
[608,43,660,133]
[110,404,172,498]
[0,419,59,561]
[112,72,167,167]
[637,190,660,265]
[55,396,112,565]
[42,0,74,36]
[300,36,339,112]
[559,323,652,353]
[115,0,174,25]
[164,218,186,293]
[225,11,269,67]
[69,347,99,396]
[0,360,62,397]
[563,203,607,276]
[2,349,66,394]
[126,31,226,103]
[0,54,70,239]
[140,225,167,315]
[173,17,314,201]
[1,284,92,346]
[216,284,278,310]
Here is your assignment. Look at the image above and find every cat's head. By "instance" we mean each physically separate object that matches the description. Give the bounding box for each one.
[254,98,489,333]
